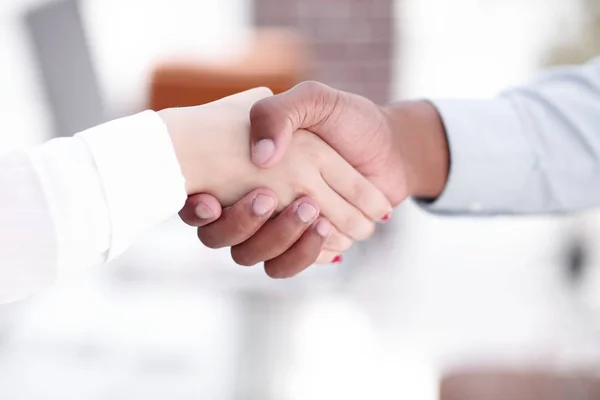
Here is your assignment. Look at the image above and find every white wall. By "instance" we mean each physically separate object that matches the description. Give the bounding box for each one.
[81,0,252,115]
[395,0,582,98]
[376,0,594,368]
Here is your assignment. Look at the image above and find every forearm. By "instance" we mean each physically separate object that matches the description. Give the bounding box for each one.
[382,100,449,200]
[0,111,187,303]
[388,58,600,215]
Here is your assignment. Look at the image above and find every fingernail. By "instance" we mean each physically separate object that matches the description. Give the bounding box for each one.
[332,255,343,264]
[380,212,392,222]
[252,139,276,165]
[297,202,318,223]
[316,219,332,237]
[195,202,214,219]
[252,194,276,216]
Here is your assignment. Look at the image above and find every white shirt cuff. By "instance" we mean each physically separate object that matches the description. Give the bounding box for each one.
[29,136,111,272]
[420,98,535,214]
[76,110,187,260]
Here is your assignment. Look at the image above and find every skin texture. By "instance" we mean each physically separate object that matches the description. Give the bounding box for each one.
[160,88,391,274]
[249,82,449,202]
[180,82,450,277]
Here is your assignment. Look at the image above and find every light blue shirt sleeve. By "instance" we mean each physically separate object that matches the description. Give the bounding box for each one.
[424,57,600,215]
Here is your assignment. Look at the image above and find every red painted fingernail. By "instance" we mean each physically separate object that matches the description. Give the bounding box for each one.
[381,212,392,222]
[332,255,343,264]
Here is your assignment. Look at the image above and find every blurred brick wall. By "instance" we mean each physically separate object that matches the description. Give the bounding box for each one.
[254,0,395,104]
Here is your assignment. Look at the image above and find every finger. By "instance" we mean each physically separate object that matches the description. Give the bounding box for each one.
[231,198,321,266]
[197,189,277,249]
[179,194,223,227]
[264,217,332,278]
[313,181,376,242]
[249,81,338,168]
[315,251,343,265]
[320,158,392,222]
[323,227,353,254]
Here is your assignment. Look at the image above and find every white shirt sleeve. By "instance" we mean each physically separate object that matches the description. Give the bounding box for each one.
[423,58,600,215]
[0,111,187,304]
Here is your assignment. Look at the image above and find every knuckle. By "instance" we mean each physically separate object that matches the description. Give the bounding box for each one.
[232,217,255,238]
[265,264,287,279]
[249,98,271,120]
[179,201,200,225]
[296,248,318,266]
[267,263,302,279]
[264,247,317,279]
[178,212,196,226]
[231,247,258,267]
[349,180,371,207]
[297,80,328,94]
[197,216,256,249]
[339,214,373,241]
[294,239,321,265]
[328,233,353,252]
[339,213,361,236]
[197,228,224,249]
[359,221,376,241]
[340,240,354,252]
[266,225,304,254]
[348,181,389,221]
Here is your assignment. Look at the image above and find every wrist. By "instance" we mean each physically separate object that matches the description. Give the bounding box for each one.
[158,106,264,203]
[383,100,449,199]
[158,88,274,197]
[158,107,208,195]
[74,110,187,258]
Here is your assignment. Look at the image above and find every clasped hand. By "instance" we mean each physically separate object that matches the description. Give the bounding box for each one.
[160,87,391,276]
[163,84,420,277]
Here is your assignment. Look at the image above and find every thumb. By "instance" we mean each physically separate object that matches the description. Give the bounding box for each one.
[249,81,339,168]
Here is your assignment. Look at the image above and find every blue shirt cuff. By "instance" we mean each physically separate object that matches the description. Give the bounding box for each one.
[417,98,534,215]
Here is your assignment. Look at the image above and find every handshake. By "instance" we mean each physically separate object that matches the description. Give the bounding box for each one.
[160,83,449,278]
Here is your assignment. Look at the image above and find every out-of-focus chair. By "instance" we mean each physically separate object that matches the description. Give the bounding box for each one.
[24,0,106,137]
[149,28,314,110]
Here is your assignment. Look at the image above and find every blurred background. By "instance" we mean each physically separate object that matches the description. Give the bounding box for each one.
[1,0,600,399]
